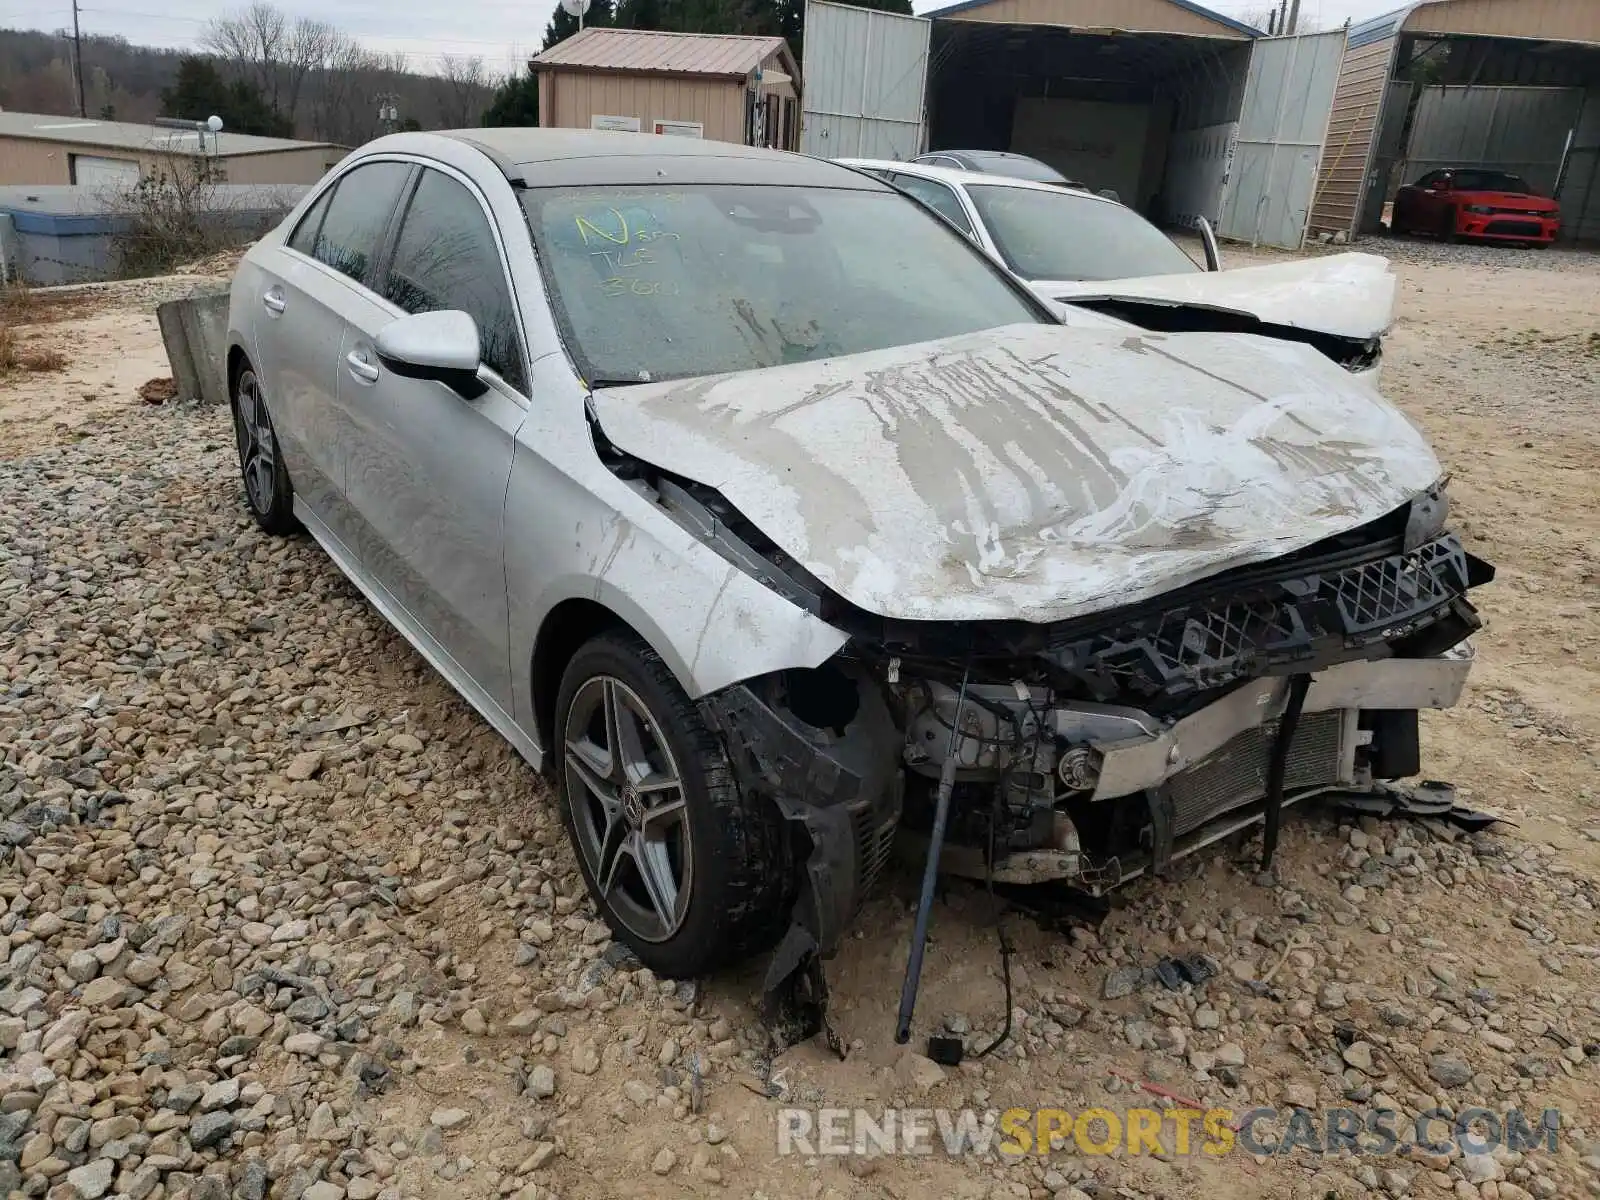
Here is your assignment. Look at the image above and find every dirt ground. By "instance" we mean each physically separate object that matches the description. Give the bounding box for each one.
[2,235,1598,1200]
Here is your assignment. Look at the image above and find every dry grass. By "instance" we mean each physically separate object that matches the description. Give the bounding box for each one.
[1,281,99,327]
[0,322,70,378]
[2,283,79,376]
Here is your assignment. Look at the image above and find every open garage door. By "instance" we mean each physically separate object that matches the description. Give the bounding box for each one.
[800,0,931,159]
[1217,28,1344,249]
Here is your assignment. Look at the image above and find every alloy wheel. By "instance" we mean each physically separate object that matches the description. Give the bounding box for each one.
[233,370,277,514]
[563,675,693,943]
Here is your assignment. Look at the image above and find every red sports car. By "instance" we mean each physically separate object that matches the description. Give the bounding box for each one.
[1391,169,1561,245]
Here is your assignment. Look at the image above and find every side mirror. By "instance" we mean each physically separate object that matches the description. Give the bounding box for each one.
[1433,177,1452,192]
[375,310,486,398]
[1195,215,1222,272]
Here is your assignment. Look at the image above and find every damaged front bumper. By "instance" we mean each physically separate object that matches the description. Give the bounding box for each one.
[918,643,1474,889]
[698,509,1492,973]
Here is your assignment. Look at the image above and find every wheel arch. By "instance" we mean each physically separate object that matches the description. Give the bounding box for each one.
[530,595,694,765]
[226,340,251,393]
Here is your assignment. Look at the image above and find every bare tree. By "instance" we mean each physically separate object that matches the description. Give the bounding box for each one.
[201,2,285,106]
[201,2,342,130]
[438,53,489,128]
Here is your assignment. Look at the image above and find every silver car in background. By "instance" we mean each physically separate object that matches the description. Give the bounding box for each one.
[840,157,1395,379]
[226,130,1490,996]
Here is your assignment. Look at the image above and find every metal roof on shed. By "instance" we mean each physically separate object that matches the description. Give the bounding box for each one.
[923,0,1259,38]
[0,111,341,157]
[530,27,790,77]
[1348,0,1600,48]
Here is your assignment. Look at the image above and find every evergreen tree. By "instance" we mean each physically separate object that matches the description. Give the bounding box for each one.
[159,55,292,137]
[543,0,616,50]
[482,70,539,127]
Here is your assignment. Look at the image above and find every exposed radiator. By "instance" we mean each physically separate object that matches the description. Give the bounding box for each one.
[1167,709,1347,837]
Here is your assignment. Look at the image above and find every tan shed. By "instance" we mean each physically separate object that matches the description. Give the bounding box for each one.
[530,28,802,150]
[1309,0,1600,243]
[0,111,346,189]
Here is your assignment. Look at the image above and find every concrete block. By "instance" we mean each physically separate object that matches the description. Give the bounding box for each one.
[157,289,230,406]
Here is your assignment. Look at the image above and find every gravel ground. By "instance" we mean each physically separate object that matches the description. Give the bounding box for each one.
[2,251,1599,1200]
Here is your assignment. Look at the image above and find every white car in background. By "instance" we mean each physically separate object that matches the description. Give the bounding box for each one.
[838,157,1394,380]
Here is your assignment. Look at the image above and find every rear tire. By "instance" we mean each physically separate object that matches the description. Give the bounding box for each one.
[230,363,297,536]
[553,631,792,978]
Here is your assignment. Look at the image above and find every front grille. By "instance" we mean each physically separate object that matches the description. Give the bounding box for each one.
[1167,710,1345,836]
[851,802,898,902]
[1486,220,1545,237]
[1048,534,1474,702]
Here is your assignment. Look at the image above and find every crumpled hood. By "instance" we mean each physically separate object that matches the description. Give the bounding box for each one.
[590,323,1441,624]
[1033,252,1396,341]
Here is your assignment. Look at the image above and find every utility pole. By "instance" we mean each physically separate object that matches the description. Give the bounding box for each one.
[1288,0,1301,33]
[71,0,86,117]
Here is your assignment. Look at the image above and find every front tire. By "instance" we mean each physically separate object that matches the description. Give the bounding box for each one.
[230,363,297,535]
[553,631,791,978]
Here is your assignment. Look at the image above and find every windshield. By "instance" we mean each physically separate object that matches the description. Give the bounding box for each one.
[1446,170,1535,194]
[522,184,1046,385]
[967,185,1200,282]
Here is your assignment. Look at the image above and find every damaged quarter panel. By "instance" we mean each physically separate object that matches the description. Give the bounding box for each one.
[587,322,1442,624]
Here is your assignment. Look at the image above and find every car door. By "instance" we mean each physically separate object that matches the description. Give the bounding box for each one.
[1407,171,1446,231]
[335,163,528,711]
[251,160,413,551]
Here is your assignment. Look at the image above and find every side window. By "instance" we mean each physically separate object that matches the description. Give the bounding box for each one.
[383,169,526,392]
[1416,170,1445,189]
[311,162,411,285]
[287,187,333,256]
[892,174,974,235]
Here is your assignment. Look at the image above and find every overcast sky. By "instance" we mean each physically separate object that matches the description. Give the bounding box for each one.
[1,0,1408,75]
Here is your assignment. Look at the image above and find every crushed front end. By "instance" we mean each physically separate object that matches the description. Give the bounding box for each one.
[698,486,1493,963]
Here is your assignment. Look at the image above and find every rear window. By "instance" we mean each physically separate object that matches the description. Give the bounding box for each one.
[522,183,1047,385]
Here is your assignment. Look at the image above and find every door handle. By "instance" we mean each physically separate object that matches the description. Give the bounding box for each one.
[345,349,380,384]
[262,288,286,315]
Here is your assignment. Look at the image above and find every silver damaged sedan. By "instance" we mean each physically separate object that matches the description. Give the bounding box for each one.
[227,130,1493,990]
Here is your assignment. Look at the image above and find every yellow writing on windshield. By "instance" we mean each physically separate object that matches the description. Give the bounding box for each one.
[574,206,682,299]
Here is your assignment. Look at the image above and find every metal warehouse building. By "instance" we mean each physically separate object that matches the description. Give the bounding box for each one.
[0,111,346,189]
[801,0,1350,249]
[1309,0,1600,243]
[798,0,1598,247]
[531,28,803,149]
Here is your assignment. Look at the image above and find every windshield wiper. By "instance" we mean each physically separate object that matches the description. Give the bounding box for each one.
[586,377,654,390]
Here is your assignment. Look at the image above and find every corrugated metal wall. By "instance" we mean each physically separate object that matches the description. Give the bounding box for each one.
[0,137,85,185]
[1401,85,1585,194]
[1308,26,1398,239]
[221,148,345,185]
[1219,28,1346,248]
[0,137,341,188]
[1560,89,1600,241]
[800,0,931,159]
[541,72,747,143]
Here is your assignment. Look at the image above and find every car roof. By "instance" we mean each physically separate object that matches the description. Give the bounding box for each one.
[379,128,888,190]
[835,158,1116,204]
[929,149,1039,164]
